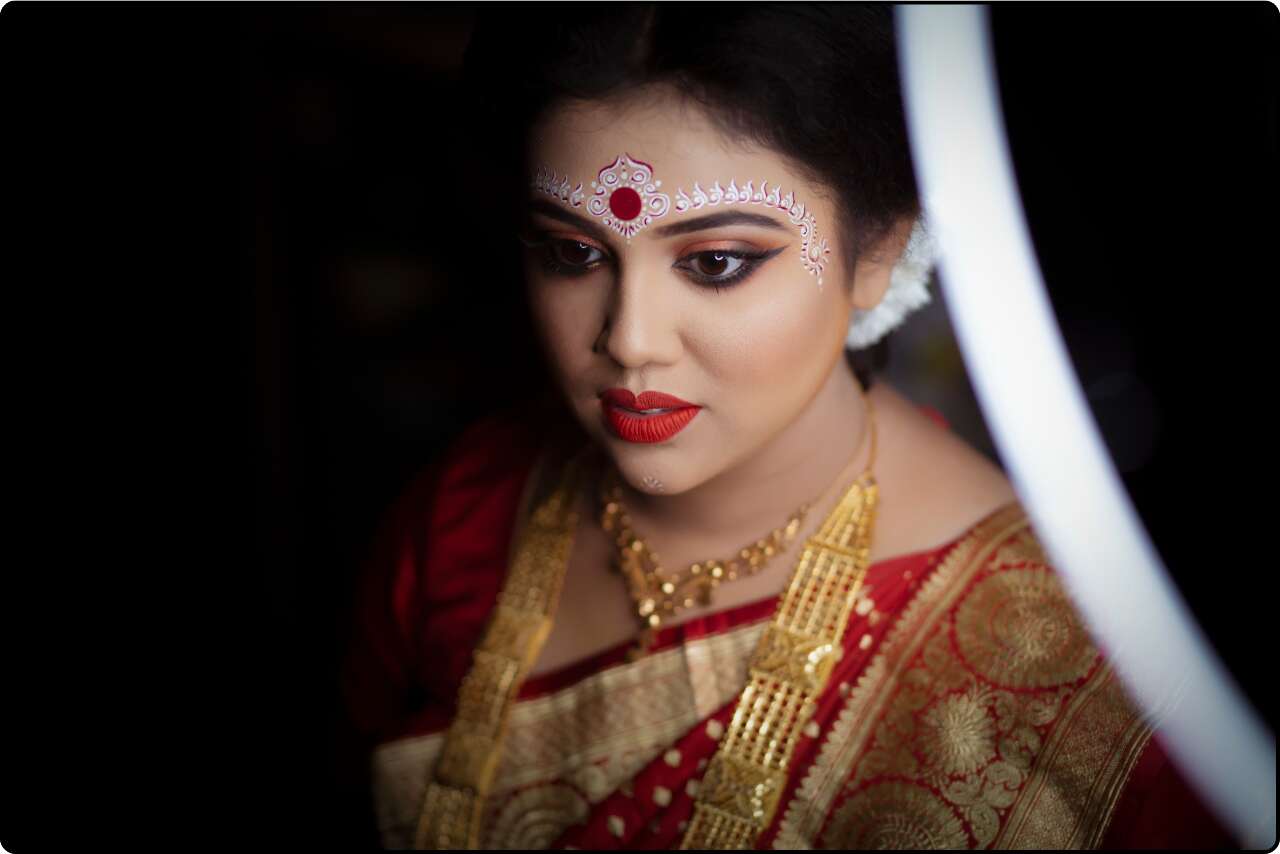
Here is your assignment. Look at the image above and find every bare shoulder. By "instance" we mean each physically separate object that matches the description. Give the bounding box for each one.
[867,382,1020,562]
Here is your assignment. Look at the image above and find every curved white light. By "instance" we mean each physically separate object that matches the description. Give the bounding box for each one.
[896,5,1275,848]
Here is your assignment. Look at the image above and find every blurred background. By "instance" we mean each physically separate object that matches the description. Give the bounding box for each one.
[236,4,1274,848]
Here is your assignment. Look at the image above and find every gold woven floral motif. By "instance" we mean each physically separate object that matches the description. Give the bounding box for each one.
[917,689,999,777]
[485,783,590,850]
[953,567,1097,690]
[823,781,970,849]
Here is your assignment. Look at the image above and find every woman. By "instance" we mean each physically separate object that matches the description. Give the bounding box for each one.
[342,6,1232,849]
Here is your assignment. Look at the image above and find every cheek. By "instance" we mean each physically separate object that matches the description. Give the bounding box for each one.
[697,271,846,389]
[526,274,605,379]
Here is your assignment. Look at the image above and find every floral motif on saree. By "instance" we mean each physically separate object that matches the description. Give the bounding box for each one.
[773,504,1155,850]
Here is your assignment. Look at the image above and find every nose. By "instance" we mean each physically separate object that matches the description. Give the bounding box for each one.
[596,264,683,369]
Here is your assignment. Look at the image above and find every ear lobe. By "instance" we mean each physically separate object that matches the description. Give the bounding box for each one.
[850,261,894,312]
[850,217,916,312]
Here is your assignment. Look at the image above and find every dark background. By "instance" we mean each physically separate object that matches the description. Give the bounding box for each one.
[3,3,1275,850]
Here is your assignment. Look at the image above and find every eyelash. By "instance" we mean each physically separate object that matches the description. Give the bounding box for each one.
[521,235,782,293]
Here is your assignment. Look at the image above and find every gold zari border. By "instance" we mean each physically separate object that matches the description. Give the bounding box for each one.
[372,616,771,848]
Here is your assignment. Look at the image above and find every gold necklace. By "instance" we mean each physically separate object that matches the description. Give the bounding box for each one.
[601,386,875,657]
[601,475,810,656]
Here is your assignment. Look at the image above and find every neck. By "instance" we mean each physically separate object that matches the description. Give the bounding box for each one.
[619,356,872,540]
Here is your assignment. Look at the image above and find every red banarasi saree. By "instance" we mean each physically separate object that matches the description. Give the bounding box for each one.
[343,411,1232,849]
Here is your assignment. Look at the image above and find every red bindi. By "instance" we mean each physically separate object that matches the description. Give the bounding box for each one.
[608,186,643,221]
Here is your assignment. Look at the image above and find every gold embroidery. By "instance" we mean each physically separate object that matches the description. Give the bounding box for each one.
[486,784,590,850]
[993,666,1153,849]
[686,619,768,719]
[822,781,969,849]
[774,504,1154,850]
[774,506,1023,849]
[918,689,997,777]
[954,568,1097,689]
[374,619,770,848]
[841,560,1098,848]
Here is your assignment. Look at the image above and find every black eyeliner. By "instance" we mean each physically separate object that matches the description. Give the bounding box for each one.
[520,231,786,289]
[521,233,613,278]
[677,246,786,291]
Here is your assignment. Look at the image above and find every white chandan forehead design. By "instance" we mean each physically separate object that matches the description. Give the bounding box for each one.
[531,153,830,286]
[672,179,830,287]
[587,154,671,240]
[532,167,585,208]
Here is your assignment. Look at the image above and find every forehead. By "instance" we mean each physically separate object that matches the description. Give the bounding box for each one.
[527,89,814,198]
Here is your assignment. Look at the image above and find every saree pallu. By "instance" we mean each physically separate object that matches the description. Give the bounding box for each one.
[344,411,1233,849]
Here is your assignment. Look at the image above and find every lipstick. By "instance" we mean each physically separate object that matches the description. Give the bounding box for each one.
[600,388,702,444]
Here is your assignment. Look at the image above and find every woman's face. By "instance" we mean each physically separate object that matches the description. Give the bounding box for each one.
[522,88,861,497]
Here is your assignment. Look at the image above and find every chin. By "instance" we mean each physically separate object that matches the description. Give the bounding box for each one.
[605,443,704,497]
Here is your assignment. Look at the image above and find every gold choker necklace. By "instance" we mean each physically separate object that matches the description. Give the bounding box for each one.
[601,474,810,657]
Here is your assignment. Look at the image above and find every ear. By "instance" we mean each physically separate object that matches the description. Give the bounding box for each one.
[850,216,916,312]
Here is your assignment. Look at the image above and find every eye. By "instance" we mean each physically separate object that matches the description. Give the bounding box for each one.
[674,246,785,290]
[550,239,605,268]
[518,231,611,278]
[691,251,745,279]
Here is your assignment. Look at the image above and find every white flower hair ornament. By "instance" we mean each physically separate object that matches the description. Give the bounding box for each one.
[845,216,938,350]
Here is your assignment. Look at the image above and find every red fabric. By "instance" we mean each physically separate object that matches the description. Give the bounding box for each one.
[1101,734,1238,849]
[341,411,542,744]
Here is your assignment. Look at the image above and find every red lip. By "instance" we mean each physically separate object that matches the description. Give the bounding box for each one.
[601,389,696,410]
[599,388,701,444]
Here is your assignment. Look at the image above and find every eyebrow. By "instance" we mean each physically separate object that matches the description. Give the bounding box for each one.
[527,198,790,243]
[651,210,788,238]
[526,199,615,245]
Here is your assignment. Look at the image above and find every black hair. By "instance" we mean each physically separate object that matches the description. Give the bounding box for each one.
[462,3,915,388]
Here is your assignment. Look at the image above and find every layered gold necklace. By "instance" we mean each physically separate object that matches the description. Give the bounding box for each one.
[600,475,810,658]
